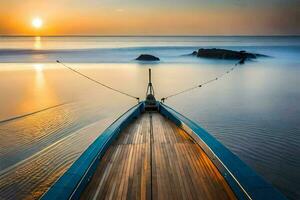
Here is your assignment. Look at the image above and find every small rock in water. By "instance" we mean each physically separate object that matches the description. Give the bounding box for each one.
[135,54,160,61]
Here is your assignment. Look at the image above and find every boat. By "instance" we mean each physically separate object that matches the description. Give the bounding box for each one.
[41,69,286,200]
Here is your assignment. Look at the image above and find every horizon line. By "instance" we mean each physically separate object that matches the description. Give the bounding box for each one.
[1,34,300,37]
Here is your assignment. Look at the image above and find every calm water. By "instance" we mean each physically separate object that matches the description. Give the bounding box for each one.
[0,36,299,199]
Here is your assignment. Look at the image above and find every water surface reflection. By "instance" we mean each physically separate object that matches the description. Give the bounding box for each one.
[0,61,299,199]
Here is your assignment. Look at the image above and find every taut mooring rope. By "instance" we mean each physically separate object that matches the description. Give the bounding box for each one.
[161,61,241,102]
[56,60,140,102]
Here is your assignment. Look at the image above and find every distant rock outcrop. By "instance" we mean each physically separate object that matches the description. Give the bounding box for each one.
[135,54,160,61]
[191,51,198,56]
[192,48,266,60]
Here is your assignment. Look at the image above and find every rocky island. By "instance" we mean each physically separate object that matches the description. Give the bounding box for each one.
[135,54,160,61]
[191,48,266,61]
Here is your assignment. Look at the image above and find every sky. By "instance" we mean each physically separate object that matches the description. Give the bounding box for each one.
[0,0,299,35]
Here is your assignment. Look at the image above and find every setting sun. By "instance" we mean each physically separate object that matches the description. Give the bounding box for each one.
[32,18,43,29]
[0,1,298,200]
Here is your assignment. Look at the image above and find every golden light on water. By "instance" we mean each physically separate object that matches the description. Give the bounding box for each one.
[34,36,42,49]
[34,64,45,91]
[34,64,44,72]
[32,18,43,29]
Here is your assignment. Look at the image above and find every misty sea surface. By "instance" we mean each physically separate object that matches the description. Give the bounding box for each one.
[0,36,299,199]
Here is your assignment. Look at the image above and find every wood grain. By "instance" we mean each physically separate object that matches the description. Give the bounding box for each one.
[80,113,236,200]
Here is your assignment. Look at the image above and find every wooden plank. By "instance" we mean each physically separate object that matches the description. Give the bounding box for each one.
[80,113,236,200]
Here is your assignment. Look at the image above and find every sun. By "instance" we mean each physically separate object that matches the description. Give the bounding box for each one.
[32,18,43,29]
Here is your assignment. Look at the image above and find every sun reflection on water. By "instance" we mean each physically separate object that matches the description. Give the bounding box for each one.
[34,36,42,49]
[34,63,44,72]
[17,64,59,112]
[34,64,45,89]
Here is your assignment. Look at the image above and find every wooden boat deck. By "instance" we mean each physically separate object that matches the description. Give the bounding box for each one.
[80,113,236,200]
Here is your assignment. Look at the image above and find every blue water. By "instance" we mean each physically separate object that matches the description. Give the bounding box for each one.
[0,36,299,199]
[1,36,300,63]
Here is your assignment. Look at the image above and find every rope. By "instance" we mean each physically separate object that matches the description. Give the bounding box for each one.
[161,61,241,102]
[56,60,140,102]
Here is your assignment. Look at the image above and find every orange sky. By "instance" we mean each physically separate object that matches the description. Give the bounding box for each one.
[0,0,299,35]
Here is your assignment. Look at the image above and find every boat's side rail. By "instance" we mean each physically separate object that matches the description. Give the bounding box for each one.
[159,103,286,200]
[41,102,145,200]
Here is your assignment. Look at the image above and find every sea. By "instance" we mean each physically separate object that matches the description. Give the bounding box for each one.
[0,36,299,199]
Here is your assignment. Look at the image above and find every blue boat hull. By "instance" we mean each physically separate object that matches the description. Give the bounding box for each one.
[41,102,286,200]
